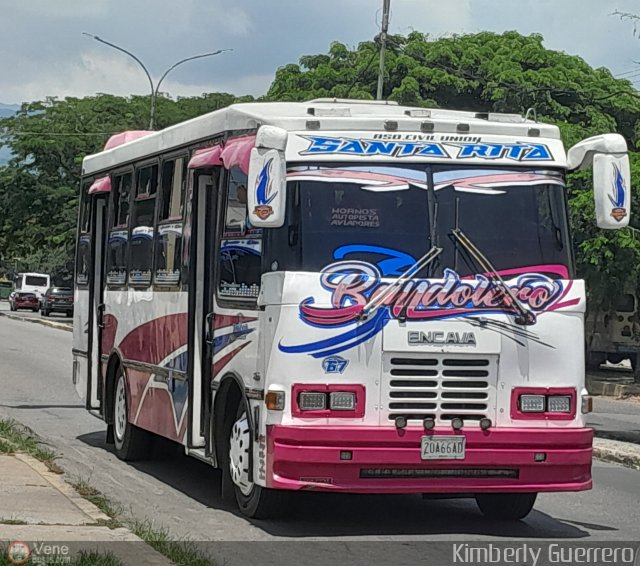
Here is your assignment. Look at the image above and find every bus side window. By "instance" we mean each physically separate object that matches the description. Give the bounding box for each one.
[129,163,158,288]
[155,157,186,289]
[76,181,92,287]
[112,173,132,228]
[218,168,262,301]
[107,171,133,287]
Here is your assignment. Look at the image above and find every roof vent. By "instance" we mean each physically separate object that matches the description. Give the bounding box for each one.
[307,98,398,106]
[307,106,351,117]
[405,109,431,118]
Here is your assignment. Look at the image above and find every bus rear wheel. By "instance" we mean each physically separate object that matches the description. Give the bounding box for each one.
[227,402,282,519]
[112,369,150,461]
[475,493,537,520]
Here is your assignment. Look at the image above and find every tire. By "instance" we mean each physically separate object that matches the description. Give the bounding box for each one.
[607,354,625,365]
[475,493,537,520]
[32,307,39,312]
[226,401,283,519]
[65,311,73,318]
[112,368,151,461]
[41,309,48,317]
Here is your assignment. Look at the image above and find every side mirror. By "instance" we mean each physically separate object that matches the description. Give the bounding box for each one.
[567,133,631,230]
[593,154,631,229]
[247,126,288,228]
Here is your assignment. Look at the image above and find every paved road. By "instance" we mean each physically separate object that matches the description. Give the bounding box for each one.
[591,397,640,445]
[0,300,72,325]
[0,315,638,559]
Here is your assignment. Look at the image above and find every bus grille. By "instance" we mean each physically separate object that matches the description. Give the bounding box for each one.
[383,354,498,426]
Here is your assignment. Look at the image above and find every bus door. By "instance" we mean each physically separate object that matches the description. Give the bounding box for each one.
[187,169,219,449]
[86,195,108,411]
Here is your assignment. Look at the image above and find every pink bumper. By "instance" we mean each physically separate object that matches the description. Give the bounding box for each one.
[266,426,593,494]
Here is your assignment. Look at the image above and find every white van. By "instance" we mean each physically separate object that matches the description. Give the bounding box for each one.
[14,272,50,300]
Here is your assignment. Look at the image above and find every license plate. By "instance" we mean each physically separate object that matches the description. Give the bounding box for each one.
[421,436,466,460]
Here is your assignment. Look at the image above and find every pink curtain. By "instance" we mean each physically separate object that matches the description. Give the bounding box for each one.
[88,176,111,194]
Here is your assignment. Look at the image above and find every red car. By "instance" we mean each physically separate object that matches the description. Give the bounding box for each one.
[9,291,40,312]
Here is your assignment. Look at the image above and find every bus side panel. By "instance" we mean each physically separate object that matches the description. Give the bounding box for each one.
[104,289,190,444]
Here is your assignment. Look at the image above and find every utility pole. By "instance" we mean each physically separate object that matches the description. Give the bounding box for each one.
[376,0,391,100]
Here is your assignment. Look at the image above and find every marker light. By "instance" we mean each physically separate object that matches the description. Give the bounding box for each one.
[329,392,356,411]
[298,392,327,411]
[395,416,407,429]
[479,418,492,430]
[519,394,545,413]
[423,417,436,430]
[547,395,572,413]
[451,417,463,430]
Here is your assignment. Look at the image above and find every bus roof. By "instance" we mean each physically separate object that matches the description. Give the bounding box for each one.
[82,99,561,176]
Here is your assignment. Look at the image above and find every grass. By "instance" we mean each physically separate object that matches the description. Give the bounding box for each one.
[0,418,62,473]
[70,482,217,566]
[70,479,123,530]
[129,520,216,566]
[0,547,124,566]
[0,418,216,565]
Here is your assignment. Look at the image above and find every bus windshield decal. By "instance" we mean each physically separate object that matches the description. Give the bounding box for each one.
[279,262,578,358]
[300,136,553,162]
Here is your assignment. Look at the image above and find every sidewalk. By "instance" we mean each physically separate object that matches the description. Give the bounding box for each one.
[0,453,171,565]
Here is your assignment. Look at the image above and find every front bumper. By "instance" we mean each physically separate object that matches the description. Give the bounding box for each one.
[266,426,592,493]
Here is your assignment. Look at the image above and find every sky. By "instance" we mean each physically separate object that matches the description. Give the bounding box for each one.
[1,0,640,105]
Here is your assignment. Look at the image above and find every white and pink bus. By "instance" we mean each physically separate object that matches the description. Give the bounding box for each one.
[73,99,630,519]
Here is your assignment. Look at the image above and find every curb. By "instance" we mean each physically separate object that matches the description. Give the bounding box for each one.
[0,311,72,332]
[586,376,640,398]
[14,453,111,523]
[593,437,640,470]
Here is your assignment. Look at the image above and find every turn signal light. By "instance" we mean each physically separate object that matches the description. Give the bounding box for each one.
[581,395,593,414]
[265,391,285,411]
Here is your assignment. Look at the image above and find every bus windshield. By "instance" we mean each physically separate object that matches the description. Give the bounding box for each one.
[273,164,572,279]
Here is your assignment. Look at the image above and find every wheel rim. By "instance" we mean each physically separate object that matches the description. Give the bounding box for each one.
[229,410,253,496]
[114,376,127,442]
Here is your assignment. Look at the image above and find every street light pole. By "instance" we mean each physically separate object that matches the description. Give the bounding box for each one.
[82,33,231,130]
[376,0,391,100]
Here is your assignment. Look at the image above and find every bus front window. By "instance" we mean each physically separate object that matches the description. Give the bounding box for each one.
[270,165,573,279]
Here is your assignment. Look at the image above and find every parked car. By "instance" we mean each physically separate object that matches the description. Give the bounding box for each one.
[40,287,74,317]
[9,291,40,312]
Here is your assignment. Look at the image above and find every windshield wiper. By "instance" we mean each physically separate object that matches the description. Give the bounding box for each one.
[450,228,536,326]
[360,246,443,321]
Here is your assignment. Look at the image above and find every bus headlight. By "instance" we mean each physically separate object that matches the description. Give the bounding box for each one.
[329,391,356,411]
[547,395,572,413]
[298,392,327,411]
[519,394,545,413]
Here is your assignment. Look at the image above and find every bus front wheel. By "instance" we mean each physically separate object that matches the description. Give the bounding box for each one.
[112,369,151,461]
[475,493,537,520]
[226,402,283,519]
